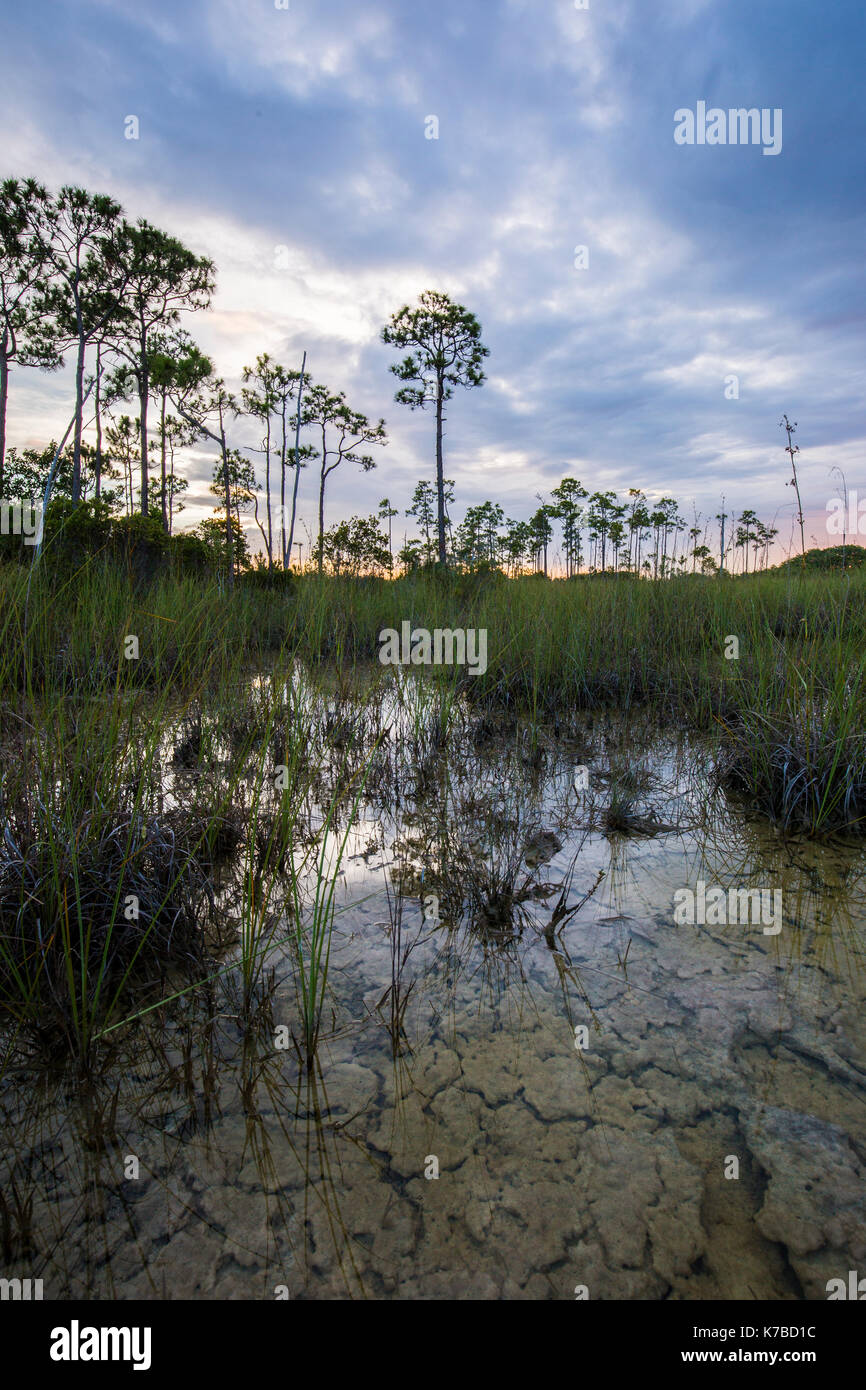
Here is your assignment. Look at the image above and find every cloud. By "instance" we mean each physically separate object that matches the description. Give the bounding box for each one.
[1,0,864,559]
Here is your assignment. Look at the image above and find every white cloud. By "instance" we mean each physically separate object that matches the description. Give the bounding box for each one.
[202,0,404,105]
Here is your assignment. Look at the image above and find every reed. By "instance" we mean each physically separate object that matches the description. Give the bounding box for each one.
[286,743,378,1065]
[0,559,862,1063]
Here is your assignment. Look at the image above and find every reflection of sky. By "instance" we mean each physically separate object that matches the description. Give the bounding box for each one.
[305,707,866,989]
[3,0,865,559]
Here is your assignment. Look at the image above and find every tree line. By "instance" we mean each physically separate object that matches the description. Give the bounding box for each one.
[1,176,782,580]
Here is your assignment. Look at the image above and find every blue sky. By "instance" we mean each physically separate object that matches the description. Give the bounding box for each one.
[2,0,864,559]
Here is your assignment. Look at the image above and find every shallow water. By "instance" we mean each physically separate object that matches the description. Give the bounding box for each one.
[2,702,865,1300]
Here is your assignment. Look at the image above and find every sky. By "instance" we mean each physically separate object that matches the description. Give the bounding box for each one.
[1,0,865,563]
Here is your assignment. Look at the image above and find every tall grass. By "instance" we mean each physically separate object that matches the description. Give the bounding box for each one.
[0,678,214,1055]
[0,556,862,1065]
[717,656,866,834]
[0,560,293,1058]
[285,745,378,1064]
[6,557,863,724]
[278,569,866,833]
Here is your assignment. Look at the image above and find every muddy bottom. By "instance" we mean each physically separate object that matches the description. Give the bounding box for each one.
[2,716,865,1300]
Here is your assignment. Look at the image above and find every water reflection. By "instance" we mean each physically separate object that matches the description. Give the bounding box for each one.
[2,689,865,1299]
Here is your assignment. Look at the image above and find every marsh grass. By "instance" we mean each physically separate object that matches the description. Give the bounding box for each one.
[0,563,297,1058]
[281,569,866,835]
[718,702,866,835]
[0,682,216,1056]
[0,558,862,1063]
[286,744,379,1064]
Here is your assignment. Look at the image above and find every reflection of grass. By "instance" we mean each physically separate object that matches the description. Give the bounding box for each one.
[287,747,378,1066]
[0,588,324,1059]
[0,1169,35,1261]
[0,1001,376,1298]
[0,684,219,1059]
[289,568,866,838]
[375,871,427,1057]
[1,558,863,1069]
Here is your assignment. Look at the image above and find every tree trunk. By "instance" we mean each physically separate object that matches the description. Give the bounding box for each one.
[317,466,326,576]
[72,332,86,504]
[159,394,167,528]
[168,440,177,534]
[287,429,303,570]
[160,391,168,530]
[168,447,175,534]
[280,399,287,568]
[265,415,272,568]
[435,379,446,567]
[222,434,234,587]
[286,353,306,570]
[139,329,149,516]
[94,345,103,499]
[0,338,8,499]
